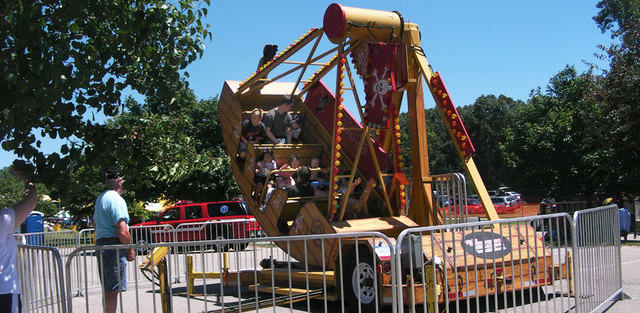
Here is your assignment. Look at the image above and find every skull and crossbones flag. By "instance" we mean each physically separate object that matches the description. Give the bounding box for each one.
[362,42,398,129]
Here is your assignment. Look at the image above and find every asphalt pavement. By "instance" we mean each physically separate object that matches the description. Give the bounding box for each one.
[606,241,640,312]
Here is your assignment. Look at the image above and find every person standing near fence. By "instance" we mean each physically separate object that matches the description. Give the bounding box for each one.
[93,167,134,313]
[0,164,37,313]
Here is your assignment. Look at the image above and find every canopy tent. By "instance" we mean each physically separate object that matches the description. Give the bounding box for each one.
[54,210,71,220]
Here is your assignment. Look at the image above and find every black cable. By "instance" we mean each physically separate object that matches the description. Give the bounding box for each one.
[141,268,161,287]
[408,45,426,57]
[348,21,380,42]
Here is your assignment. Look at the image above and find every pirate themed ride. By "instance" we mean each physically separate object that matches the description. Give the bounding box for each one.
[218,3,570,309]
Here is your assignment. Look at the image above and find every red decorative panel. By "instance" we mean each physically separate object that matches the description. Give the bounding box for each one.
[303,81,394,177]
[430,72,475,157]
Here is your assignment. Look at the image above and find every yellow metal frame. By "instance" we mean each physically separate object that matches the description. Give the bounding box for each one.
[235,5,500,224]
[186,254,229,296]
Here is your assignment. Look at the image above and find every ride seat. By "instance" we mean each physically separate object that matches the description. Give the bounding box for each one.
[254,143,324,166]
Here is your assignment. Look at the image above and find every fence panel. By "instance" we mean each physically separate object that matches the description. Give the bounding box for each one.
[395,213,575,313]
[15,230,78,256]
[16,207,625,313]
[16,245,67,313]
[64,232,397,313]
[431,173,469,224]
[15,229,86,299]
[573,204,622,313]
[173,219,282,279]
[70,220,270,296]
[69,225,178,296]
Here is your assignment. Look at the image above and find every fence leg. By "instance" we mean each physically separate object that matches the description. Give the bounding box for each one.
[159,258,172,313]
[424,264,439,313]
[567,250,574,296]
[74,230,84,297]
[187,256,194,296]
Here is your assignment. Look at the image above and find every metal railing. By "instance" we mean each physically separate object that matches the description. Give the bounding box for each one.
[431,173,469,225]
[173,219,278,276]
[394,213,576,313]
[573,204,623,313]
[71,224,179,295]
[16,245,67,313]
[19,219,264,298]
[16,206,625,313]
[15,230,88,299]
[64,232,397,313]
[15,230,78,256]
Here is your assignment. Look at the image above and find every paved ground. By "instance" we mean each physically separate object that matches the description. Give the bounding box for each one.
[604,240,640,312]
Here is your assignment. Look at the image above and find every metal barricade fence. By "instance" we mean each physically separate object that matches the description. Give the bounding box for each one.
[77,228,95,246]
[394,213,576,313]
[432,173,469,224]
[128,224,179,284]
[16,245,67,313]
[70,225,178,297]
[173,218,264,256]
[15,230,79,257]
[70,219,265,296]
[16,208,625,313]
[73,228,96,296]
[573,204,622,313]
[15,230,83,300]
[173,219,282,280]
[64,231,397,313]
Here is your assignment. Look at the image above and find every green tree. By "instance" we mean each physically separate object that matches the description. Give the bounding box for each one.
[593,0,640,196]
[503,67,605,198]
[0,0,212,181]
[0,167,26,210]
[399,95,521,192]
[398,106,459,178]
[55,88,239,219]
[460,95,524,190]
[0,167,58,217]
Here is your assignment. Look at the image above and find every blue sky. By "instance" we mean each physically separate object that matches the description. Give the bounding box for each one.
[0,0,610,168]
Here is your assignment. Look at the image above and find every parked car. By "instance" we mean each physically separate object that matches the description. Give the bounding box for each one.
[131,200,260,251]
[488,190,498,197]
[465,198,484,214]
[445,198,485,214]
[490,196,516,214]
[497,186,511,195]
[507,196,524,211]
[506,191,522,202]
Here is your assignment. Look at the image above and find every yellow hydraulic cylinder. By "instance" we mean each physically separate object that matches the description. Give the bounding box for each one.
[323,3,403,43]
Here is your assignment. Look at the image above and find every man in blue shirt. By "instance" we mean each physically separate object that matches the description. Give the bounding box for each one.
[93,167,134,313]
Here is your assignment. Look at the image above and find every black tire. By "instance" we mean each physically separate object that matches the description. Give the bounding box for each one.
[206,225,231,252]
[236,242,249,252]
[343,247,379,312]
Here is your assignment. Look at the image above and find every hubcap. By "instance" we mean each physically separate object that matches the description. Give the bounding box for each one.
[352,262,375,304]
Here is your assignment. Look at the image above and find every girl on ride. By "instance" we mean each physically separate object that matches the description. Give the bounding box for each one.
[254,150,277,198]
[276,155,300,188]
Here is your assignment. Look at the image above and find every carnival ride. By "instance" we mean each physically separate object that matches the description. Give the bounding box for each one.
[217,3,569,310]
